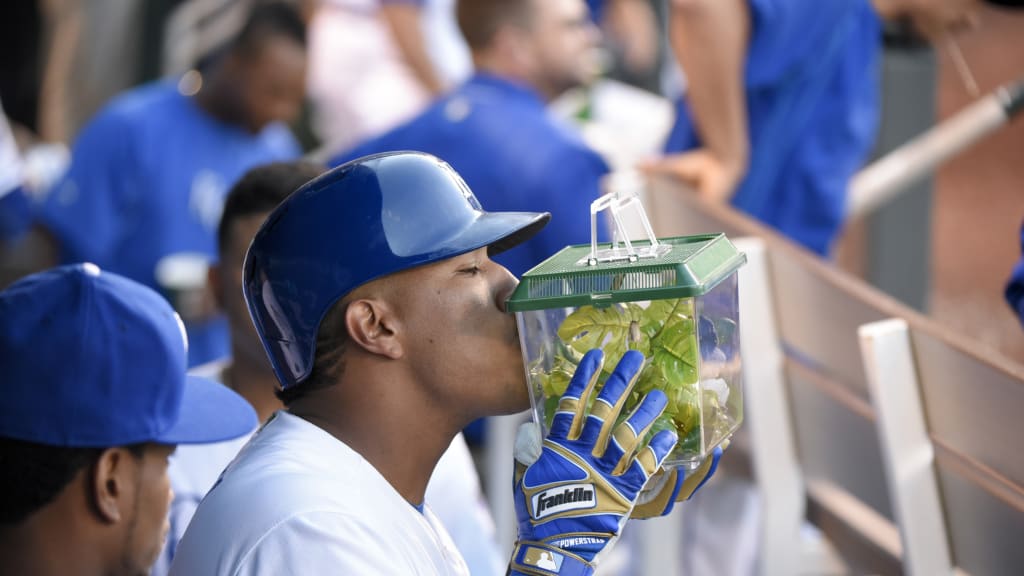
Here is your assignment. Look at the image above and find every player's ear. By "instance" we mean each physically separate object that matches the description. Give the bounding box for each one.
[344,298,403,359]
[90,447,139,524]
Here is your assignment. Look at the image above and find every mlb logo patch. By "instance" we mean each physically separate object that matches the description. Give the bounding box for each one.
[520,545,563,573]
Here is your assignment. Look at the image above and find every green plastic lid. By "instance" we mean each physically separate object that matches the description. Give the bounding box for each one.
[506,233,746,312]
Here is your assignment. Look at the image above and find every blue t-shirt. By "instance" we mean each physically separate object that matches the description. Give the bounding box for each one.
[666,0,882,255]
[39,81,300,366]
[333,73,610,278]
[0,187,30,243]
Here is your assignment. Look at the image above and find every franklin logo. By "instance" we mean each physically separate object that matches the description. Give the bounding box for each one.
[531,483,595,520]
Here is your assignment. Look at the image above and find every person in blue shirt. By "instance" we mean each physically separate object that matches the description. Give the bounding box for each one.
[0,187,29,244]
[37,2,306,366]
[332,0,610,279]
[643,0,994,257]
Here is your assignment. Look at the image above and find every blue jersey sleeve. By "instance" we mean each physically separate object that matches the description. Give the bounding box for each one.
[744,0,875,88]
[38,108,137,266]
[485,146,608,278]
[531,147,610,259]
[0,186,30,243]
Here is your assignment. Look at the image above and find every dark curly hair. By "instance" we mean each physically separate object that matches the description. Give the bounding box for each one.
[0,438,145,525]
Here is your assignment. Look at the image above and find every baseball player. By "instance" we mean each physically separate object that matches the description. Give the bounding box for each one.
[155,160,506,575]
[36,2,306,367]
[169,152,719,575]
[0,263,257,576]
[333,0,611,281]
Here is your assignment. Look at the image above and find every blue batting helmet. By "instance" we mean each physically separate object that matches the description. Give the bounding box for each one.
[243,151,550,389]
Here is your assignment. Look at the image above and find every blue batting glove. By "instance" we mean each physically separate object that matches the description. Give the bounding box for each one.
[510,349,678,576]
[630,443,725,519]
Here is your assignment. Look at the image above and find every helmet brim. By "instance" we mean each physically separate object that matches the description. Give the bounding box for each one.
[465,210,551,259]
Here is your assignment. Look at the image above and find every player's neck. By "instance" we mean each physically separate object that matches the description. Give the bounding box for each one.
[289,369,461,506]
[224,359,282,423]
[0,506,106,576]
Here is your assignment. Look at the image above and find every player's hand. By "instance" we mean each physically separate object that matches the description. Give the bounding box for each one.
[509,349,677,575]
[630,442,725,519]
[638,149,744,203]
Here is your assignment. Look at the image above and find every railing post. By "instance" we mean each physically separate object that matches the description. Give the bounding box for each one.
[858,318,953,576]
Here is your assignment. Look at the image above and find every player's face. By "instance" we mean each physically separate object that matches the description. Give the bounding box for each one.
[527,0,601,98]
[237,35,307,133]
[390,247,530,419]
[220,213,272,366]
[118,444,174,576]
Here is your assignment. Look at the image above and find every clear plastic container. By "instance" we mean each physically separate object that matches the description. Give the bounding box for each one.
[506,181,745,469]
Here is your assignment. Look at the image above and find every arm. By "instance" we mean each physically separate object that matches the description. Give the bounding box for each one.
[643,0,751,202]
[380,1,447,97]
[602,0,659,74]
[37,0,82,144]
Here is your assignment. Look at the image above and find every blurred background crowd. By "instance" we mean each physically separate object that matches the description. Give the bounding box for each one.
[1,0,1023,574]
[1,0,1022,365]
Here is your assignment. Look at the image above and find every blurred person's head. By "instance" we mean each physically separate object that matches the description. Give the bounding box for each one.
[197,1,308,134]
[0,264,255,576]
[211,161,325,373]
[871,0,1021,38]
[457,0,601,101]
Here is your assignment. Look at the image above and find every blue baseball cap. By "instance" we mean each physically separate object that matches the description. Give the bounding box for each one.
[0,263,257,447]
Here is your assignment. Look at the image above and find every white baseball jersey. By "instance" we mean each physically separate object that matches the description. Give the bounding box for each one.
[424,433,506,575]
[168,411,471,575]
[154,360,501,575]
[152,361,251,576]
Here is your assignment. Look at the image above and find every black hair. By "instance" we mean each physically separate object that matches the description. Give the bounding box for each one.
[218,160,325,254]
[233,1,307,56]
[275,298,348,406]
[197,1,307,70]
[0,438,145,524]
